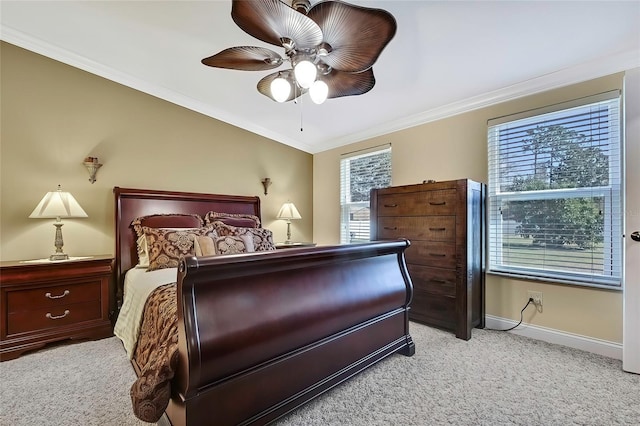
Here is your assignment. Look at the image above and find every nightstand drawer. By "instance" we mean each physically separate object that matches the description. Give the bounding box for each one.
[7,300,102,335]
[7,281,101,313]
[0,255,113,361]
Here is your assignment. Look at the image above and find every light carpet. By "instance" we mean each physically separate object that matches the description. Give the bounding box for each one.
[1,322,638,425]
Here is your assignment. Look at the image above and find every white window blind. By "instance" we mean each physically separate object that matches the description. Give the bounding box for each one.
[340,145,391,244]
[487,91,622,288]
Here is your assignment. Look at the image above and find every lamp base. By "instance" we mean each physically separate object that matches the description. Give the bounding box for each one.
[50,222,69,261]
[285,221,293,244]
[49,253,69,261]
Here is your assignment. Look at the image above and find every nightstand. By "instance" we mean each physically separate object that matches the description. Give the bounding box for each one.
[275,242,317,249]
[0,255,113,361]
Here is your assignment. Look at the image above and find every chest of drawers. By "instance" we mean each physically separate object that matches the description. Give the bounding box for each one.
[371,179,485,340]
[0,255,113,360]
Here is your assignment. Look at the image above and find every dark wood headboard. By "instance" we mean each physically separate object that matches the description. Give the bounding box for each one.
[113,187,261,308]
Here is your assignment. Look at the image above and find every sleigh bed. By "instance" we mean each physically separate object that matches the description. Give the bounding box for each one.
[113,187,415,426]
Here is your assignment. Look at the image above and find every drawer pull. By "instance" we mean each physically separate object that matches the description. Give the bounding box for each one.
[429,253,446,257]
[429,227,446,231]
[45,290,70,299]
[429,279,448,284]
[383,204,398,207]
[384,226,398,230]
[429,201,446,206]
[46,310,70,320]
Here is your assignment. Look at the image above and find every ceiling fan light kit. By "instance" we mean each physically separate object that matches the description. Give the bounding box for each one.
[202,0,397,104]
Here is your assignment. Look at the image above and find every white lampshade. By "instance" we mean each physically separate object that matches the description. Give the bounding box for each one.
[29,186,88,219]
[271,77,291,103]
[309,80,329,104]
[29,185,87,260]
[293,60,317,89]
[276,202,302,220]
[277,201,301,244]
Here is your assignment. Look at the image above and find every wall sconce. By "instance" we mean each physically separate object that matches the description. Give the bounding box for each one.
[83,157,102,184]
[261,178,272,195]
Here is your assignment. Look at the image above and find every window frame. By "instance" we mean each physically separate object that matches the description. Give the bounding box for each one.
[487,91,623,289]
[340,145,391,244]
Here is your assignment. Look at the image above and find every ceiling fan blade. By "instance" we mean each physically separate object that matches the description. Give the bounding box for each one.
[232,0,323,50]
[308,1,396,72]
[257,71,306,102]
[323,68,376,99]
[202,46,283,71]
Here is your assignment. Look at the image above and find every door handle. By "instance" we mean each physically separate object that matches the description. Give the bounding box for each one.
[631,231,640,242]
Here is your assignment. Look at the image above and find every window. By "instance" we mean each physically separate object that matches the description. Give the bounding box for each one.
[487,91,622,288]
[340,145,391,243]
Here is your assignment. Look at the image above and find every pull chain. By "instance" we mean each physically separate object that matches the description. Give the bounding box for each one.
[299,92,304,132]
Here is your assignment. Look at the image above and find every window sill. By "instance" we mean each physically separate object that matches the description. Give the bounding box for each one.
[487,270,622,291]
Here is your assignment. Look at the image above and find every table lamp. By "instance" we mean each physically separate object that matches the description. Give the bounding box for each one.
[276,201,301,244]
[29,185,88,260]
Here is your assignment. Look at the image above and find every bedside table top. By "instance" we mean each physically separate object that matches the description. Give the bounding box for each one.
[1,254,113,269]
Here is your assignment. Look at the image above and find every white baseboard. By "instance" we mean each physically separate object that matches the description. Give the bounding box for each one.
[485,315,623,360]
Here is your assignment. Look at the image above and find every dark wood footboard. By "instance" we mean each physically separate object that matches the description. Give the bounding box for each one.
[168,240,414,426]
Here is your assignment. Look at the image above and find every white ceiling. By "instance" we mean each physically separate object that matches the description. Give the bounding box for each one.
[2,1,639,154]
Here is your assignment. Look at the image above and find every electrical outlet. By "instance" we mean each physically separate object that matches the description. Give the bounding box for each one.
[528,290,543,309]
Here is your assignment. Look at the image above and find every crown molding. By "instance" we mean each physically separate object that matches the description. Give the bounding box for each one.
[319,49,640,153]
[2,25,637,155]
[0,26,315,154]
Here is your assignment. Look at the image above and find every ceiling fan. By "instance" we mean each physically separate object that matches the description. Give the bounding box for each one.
[201,0,397,105]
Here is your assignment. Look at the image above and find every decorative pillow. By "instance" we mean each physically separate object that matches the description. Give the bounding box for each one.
[193,235,217,257]
[212,221,276,251]
[143,226,217,271]
[132,214,204,237]
[131,214,204,267]
[204,211,261,228]
[213,234,255,256]
[136,234,150,268]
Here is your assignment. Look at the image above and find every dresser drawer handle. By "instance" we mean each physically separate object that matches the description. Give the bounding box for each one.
[429,279,448,284]
[383,204,398,208]
[46,310,70,320]
[429,227,446,231]
[384,226,398,230]
[429,201,446,206]
[45,290,70,299]
[429,253,446,257]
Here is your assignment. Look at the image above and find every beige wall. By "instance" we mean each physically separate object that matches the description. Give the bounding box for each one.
[2,41,626,344]
[0,42,313,262]
[314,73,625,343]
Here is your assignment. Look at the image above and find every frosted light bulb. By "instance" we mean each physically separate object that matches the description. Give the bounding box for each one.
[270,77,291,102]
[309,80,328,104]
[294,60,317,89]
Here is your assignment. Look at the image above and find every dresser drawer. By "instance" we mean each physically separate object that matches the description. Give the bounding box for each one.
[7,300,102,335]
[377,190,456,216]
[410,290,456,330]
[377,216,455,241]
[407,265,456,296]
[405,241,456,269]
[6,281,101,313]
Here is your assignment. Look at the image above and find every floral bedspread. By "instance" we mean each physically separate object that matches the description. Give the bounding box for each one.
[129,283,179,423]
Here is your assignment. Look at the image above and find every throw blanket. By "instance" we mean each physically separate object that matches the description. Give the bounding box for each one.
[130,283,179,423]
